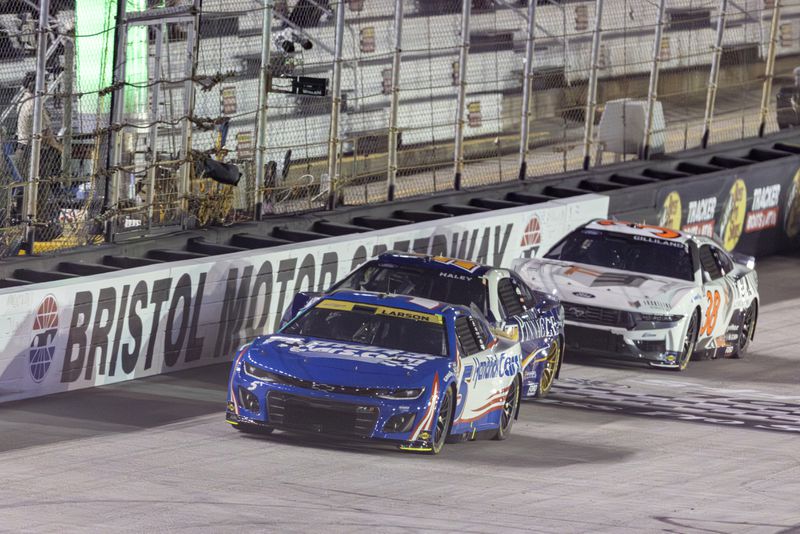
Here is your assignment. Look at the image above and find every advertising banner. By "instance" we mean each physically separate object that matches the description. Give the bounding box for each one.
[0,195,609,402]
[612,157,800,256]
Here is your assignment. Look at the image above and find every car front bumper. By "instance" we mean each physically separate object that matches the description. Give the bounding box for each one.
[227,370,439,450]
[564,323,683,367]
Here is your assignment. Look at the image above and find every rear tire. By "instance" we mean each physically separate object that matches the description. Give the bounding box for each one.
[494,377,521,441]
[536,339,561,398]
[732,301,757,359]
[429,387,454,455]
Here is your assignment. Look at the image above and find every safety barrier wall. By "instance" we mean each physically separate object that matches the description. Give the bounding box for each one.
[0,194,608,402]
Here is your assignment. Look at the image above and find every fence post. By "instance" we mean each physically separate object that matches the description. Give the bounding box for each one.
[581,0,603,171]
[254,0,273,220]
[147,23,164,232]
[701,0,728,149]
[386,0,403,202]
[60,32,75,177]
[326,0,346,210]
[453,0,471,190]
[106,0,127,241]
[23,0,50,254]
[759,0,781,138]
[179,0,201,228]
[641,0,667,160]
[518,0,537,181]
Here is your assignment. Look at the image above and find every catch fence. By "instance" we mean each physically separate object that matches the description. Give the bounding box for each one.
[2,0,799,258]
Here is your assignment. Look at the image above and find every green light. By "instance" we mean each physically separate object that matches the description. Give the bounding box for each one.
[75,0,150,121]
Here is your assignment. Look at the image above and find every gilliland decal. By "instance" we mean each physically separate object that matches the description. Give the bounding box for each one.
[683,196,717,237]
[745,184,781,233]
[659,191,682,231]
[30,295,59,383]
[786,167,800,239]
[719,179,747,251]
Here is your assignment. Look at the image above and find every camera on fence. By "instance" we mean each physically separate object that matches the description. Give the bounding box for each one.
[195,155,241,187]
[273,28,313,54]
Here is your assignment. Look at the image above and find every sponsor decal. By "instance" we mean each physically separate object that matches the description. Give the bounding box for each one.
[745,184,781,233]
[61,273,208,383]
[520,215,542,258]
[472,353,520,386]
[785,167,800,239]
[719,179,747,251]
[572,291,595,299]
[515,315,560,341]
[659,191,682,231]
[683,196,717,237]
[30,295,59,383]
[315,299,444,324]
[431,256,482,273]
[268,339,439,371]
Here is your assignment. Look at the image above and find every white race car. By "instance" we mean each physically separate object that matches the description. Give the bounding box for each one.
[513,219,759,370]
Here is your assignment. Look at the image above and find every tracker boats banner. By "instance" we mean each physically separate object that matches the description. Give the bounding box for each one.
[614,157,800,256]
[0,195,608,402]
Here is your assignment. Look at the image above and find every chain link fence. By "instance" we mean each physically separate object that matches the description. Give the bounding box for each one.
[2,0,800,259]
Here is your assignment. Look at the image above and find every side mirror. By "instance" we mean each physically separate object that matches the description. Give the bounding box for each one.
[730,251,756,270]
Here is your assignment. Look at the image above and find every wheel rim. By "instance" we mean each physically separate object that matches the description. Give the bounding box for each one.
[434,391,452,446]
[539,341,560,393]
[680,314,698,369]
[501,379,519,430]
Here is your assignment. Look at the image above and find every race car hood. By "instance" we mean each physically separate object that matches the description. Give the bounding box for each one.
[245,335,449,389]
[514,258,696,313]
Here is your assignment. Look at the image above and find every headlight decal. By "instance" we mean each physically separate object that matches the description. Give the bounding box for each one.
[229,346,249,416]
[409,372,439,442]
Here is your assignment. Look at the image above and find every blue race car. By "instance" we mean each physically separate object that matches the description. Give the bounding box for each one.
[283,252,564,398]
[227,290,529,454]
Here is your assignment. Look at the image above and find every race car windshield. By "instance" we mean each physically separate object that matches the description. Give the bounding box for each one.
[282,304,449,357]
[335,264,488,315]
[544,229,695,281]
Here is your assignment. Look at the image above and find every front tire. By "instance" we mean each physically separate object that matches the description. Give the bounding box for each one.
[494,376,521,440]
[429,387,454,455]
[675,311,700,371]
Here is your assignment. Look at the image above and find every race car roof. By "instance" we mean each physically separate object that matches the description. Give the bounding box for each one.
[584,219,691,243]
[375,251,492,277]
[323,289,460,319]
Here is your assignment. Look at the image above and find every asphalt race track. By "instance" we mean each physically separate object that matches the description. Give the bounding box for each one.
[1,252,799,533]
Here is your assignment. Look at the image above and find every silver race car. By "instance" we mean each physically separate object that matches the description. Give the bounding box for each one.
[513,219,759,370]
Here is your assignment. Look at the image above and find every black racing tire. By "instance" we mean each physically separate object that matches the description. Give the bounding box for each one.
[429,387,454,455]
[234,422,274,435]
[732,301,757,359]
[536,338,562,398]
[494,376,521,441]
[675,310,700,371]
